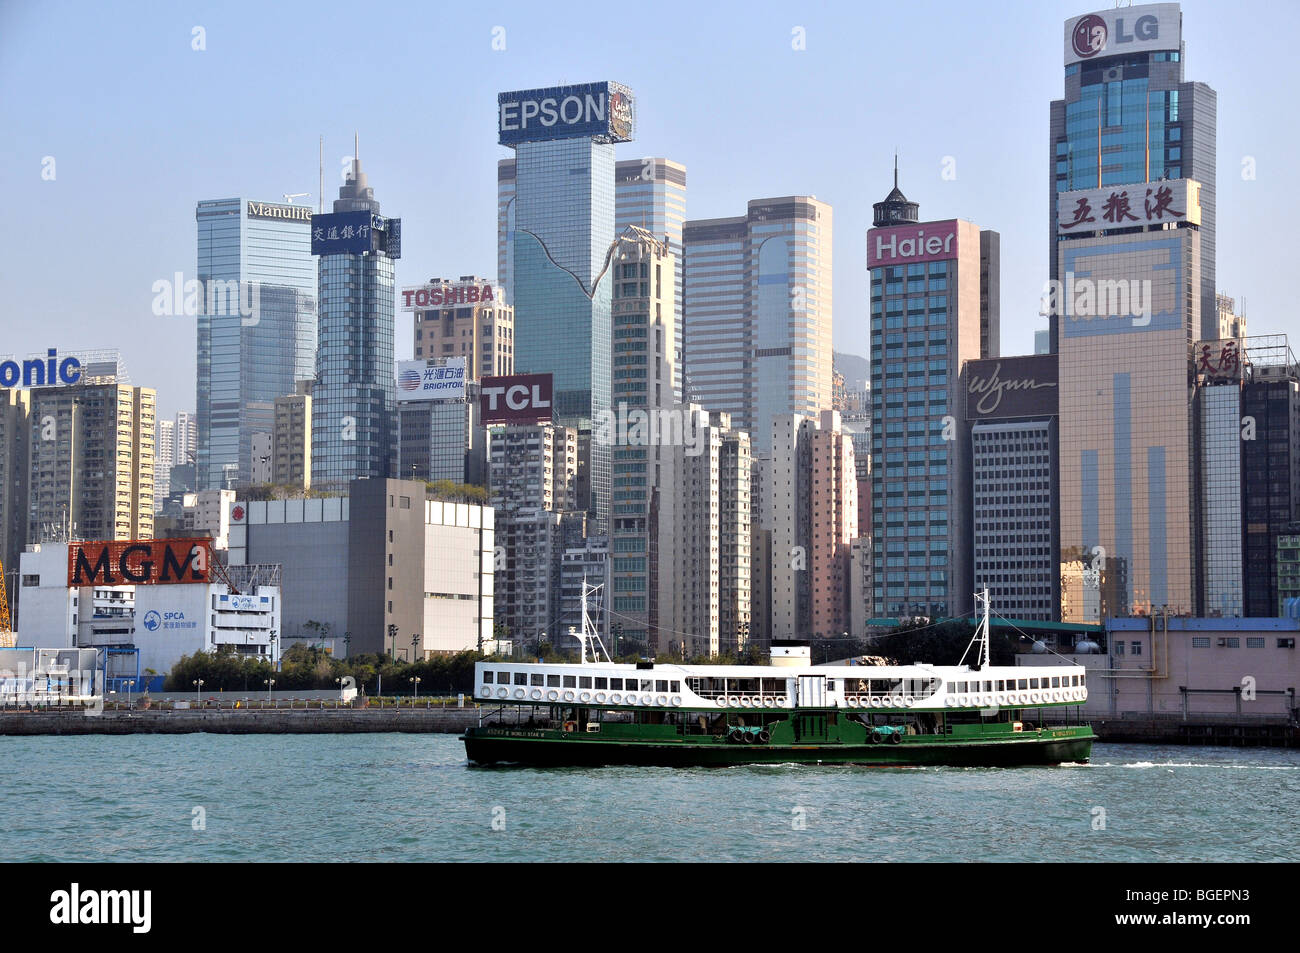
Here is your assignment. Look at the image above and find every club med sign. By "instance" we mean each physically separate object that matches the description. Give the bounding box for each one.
[868,220,960,269]
[481,373,553,424]
[67,539,213,587]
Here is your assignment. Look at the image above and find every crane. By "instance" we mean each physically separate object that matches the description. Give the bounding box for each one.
[0,556,14,648]
[283,193,310,204]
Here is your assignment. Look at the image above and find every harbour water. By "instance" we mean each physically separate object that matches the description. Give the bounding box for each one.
[5,735,1295,862]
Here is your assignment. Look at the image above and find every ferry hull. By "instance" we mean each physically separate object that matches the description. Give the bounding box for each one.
[462,730,1094,768]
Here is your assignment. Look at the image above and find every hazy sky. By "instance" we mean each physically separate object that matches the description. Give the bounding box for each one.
[2,0,1296,420]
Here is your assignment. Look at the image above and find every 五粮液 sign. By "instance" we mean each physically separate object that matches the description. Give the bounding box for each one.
[1057,179,1200,234]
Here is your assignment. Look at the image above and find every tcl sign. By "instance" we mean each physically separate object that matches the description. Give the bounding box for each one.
[481,374,553,424]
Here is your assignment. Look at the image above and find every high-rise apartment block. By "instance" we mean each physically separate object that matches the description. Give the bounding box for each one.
[655,406,750,656]
[683,197,833,450]
[272,382,312,489]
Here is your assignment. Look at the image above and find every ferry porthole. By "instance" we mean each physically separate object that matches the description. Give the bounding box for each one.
[594,692,607,704]
[670,695,682,706]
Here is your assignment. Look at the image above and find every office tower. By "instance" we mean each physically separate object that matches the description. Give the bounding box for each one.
[174,411,196,465]
[396,377,484,486]
[489,421,578,643]
[404,277,514,380]
[1240,347,1300,617]
[310,152,401,489]
[195,198,316,490]
[0,389,30,611]
[1049,3,1216,349]
[765,410,856,641]
[26,381,155,542]
[683,197,833,450]
[1215,293,1246,341]
[604,226,676,648]
[964,354,1061,621]
[499,82,635,530]
[1055,177,1202,618]
[656,406,750,657]
[498,157,685,374]
[272,382,312,489]
[868,179,996,619]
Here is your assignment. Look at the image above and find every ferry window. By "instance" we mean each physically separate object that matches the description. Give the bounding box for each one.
[996,680,1005,691]
[640,680,652,691]
[982,681,992,692]
[1017,679,1028,690]
[1071,675,1079,686]
[482,672,494,684]
[547,675,561,687]
[1051,677,1060,688]
[497,672,510,684]
[609,678,622,690]
[531,674,544,686]
[579,677,592,689]
[563,676,577,688]
[670,681,680,693]
[514,673,527,685]
[655,680,668,692]
[595,678,608,689]
[1030,678,1039,689]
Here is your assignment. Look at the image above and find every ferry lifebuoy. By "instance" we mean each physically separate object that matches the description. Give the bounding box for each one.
[610,693,623,704]
[1019,692,1030,705]
[479,686,492,698]
[514,688,527,700]
[531,689,543,701]
[497,688,509,699]
[945,696,958,707]
[869,696,882,708]
[902,695,915,707]
[627,694,640,706]
[547,690,559,702]
[739,696,752,708]
[775,696,788,706]
[881,695,894,708]
[579,692,591,703]
[762,696,775,707]
[670,696,682,706]
[958,695,969,707]
[656,695,668,707]
[563,691,575,703]
[594,692,607,704]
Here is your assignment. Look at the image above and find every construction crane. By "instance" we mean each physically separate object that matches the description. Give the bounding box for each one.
[0,556,14,648]
[283,193,310,204]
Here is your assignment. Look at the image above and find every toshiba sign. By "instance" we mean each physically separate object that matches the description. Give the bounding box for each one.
[480,373,553,424]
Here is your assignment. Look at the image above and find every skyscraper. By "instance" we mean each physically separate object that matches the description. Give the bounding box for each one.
[499,82,635,529]
[683,197,833,450]
[310,154,401,489]
[195,198,316,490]
[868,181,998,619]
[1049,3,1216,348]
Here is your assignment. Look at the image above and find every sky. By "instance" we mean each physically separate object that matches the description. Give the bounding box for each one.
[1,0,1296,421]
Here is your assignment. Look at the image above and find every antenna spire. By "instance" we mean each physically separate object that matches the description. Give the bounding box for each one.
[893,151,899,189]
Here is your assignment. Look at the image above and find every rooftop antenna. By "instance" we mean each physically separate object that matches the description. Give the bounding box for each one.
[580,581,611,664]
[894,151,899,189]
[318,135,323,213]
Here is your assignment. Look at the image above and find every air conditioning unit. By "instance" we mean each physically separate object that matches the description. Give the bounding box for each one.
[1217,638,1228,647]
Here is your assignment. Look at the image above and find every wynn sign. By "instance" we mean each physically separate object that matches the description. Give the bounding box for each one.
[964,355,1059,420]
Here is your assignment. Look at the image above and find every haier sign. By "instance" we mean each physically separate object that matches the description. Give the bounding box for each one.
[498,81,635,146]
[1064,3,1181,66]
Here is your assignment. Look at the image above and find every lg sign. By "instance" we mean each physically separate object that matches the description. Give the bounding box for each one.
[481,373,553,424]
[1064,4,1177,65]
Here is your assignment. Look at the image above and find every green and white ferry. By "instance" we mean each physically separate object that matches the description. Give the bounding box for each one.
[462,591,1095,767]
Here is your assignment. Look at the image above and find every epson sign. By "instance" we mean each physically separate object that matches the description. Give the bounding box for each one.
[498,81,634,146]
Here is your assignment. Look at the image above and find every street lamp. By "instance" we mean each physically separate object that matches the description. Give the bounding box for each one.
[411,633,419,663]
[265,677,276,701]
[410,676,421,701]
[126,679,136,709]
[193,679,204,707]
[343,631,352,657]
[388,624,398,662]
